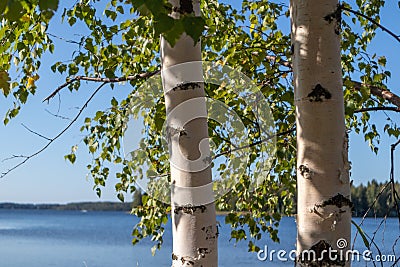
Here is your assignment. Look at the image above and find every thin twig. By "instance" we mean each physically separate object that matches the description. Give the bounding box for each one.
[45,109,72,121]
[1,82,107,178]
[265,55,292,68]
[390,139,400,225]
[43,69,160,103]
[213,127,295,159]
[369,216,387,267]
[146,127,296,180]
[391,236,400,267]
[21,123,52,141]
[341,6,400,44]
[47,33,82,45]
[351,182,391,250]
[2,155,28,162]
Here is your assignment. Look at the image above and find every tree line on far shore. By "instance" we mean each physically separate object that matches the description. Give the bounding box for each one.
[216,179,400,218]
[1,180,398,217]
[351,179,400,217]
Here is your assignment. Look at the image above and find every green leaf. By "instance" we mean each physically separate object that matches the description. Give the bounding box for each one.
[162,20,184,47]
[64,153,76,164]
[105,10,117,21]
[0,71,11,96]
[105,69,115,78]
[117,192,125,202]
[116,6,124,14]
[5,0,23,21]
[351,220,370,249]
[154,14,175,36]
[0,1,6,15]
[111,97,118,107]
[182,16,205,44]
[39,0,59,12]
[96,188,102,198]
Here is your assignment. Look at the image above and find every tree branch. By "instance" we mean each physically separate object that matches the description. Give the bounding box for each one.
[264,56,400,109]
[265,55,292,68]
[352,81,400,109]
[146,127,296,180]
[213,127,295,160]
[341,6,400,44]
[43,69,160,103]
[1,82,108,179]
[354,107,400,113]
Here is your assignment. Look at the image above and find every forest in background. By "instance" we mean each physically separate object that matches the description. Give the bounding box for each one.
[1,180,398,217]
[351,179,400,217]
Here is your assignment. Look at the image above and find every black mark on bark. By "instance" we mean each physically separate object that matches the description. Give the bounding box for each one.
[202,224,219,240]
[174,204,207,214]
[172,253,178,260]
[324,5,342,35]
[166,126,187,141]
[172,249,211,265]
[179,0,194,14]
[316,193,354,209]
[198,247,210,258]
[299,165,312,179]
[172,252,195,265]
[307,84,332,102]
[172,82,201,91]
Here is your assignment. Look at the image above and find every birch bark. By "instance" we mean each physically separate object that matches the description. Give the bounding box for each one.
[160,1,218,266]
[290,1,352,266]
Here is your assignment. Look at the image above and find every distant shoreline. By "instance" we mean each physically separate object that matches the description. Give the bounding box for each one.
[0,203,249,215]
[1,202,397,218]
[0,202,133,212]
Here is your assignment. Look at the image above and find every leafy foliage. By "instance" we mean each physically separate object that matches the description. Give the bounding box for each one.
[1,0,398,254]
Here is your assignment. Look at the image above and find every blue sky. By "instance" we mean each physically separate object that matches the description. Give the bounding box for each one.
[0,1,399,203]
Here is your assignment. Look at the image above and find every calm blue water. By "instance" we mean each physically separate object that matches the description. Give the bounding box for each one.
[0,209,398,266]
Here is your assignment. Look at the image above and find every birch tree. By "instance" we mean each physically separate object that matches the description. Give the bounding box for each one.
[160,0,217,266]
[1,0,400,265]
[291,0,352,266]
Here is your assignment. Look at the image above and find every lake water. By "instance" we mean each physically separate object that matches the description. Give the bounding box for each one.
[0,209,398,266]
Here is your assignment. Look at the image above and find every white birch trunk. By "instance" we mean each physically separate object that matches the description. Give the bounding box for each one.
[160,1,218,266]
[290,0,352,266]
